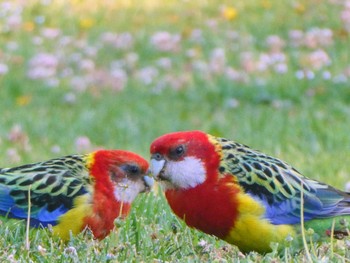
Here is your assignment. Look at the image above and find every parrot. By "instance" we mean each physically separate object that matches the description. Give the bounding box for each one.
[149,130,350,253]
[0,149,153,241]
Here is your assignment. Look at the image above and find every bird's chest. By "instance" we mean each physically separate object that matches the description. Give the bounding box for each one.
[84,191,130,239]
[165,182,239,239]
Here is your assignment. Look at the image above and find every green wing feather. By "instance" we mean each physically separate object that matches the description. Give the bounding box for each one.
[212,136,350,224]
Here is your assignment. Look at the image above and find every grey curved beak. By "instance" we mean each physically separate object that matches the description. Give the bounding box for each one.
[142,174,154,192]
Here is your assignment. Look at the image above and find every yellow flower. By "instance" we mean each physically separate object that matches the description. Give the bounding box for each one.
[222,6,238,21]
[261,0,272,9]
[23,22,35,32]
[16,95,32,106]
[79,18,95,29]
[294,3,305,14]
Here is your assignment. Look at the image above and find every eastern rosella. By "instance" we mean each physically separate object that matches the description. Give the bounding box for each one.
[0,150,153,240]
[149,130,350,253]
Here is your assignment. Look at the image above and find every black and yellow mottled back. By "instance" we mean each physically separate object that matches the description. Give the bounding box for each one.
[0,154,90,226]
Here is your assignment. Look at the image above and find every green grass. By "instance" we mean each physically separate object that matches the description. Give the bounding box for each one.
[0,0,350,261]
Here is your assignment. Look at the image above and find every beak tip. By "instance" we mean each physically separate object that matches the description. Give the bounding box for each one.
[143,175,154,189]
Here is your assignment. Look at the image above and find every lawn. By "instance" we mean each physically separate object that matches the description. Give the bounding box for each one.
[0,0,350,261]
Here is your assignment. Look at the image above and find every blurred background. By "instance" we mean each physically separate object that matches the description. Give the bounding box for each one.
[0,0,349,189]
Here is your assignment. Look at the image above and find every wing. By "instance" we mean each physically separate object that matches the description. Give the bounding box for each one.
[215,137,350,224]
[0,154,90,226]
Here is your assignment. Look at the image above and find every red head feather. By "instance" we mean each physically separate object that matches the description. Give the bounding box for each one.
[84,150,149,239]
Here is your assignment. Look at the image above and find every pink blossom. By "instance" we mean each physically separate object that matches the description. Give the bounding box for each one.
[8,124,25,142]
[32,36,43,45]
[6,14,22,31]
[150,31,181,52]
[288,30,304,47]
[69,52,82,63]
[306,49,331,70]
[156,57,172,70]
[124,52,139,69]
[75,136,92,153]
[209,48,226,74]
[345,66,350,77]
[240,52,256,73]
[70,76,88,92]
[136,66,159,85]
[189,29,203,43]
[51,145,61,154]
[289,28,333,48]
[295,70,315,80]
[266,35,285,53]
[41,28,61,39]
[256,52,287,73]
[109,68,128,91]
[322,71,332,80]
[7,124,31,151]
[83,46,98,57]
[0,63,9,75]
[274,63,288,74]
[333,74,347,83]
[256,54,270,71]
[205,19,218,30]
[305,70,315,80]
[225,67,248,83]
[59,36,73,47]
[6,148,21,164]
[226,30,240,40]
[61,68,73,78]
[100,32,134,50]
[225,67,240,80]
[186,48,199,59]
[0,2,23,32]
[341,9,350,31]
[162,74,189,90]
[79,59,95,72]
[304,28,333,48]
[27,53,59,79]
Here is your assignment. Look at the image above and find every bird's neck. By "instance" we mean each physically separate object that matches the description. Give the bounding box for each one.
[165,176,240,239]
[84,168,131,239]
[84,189,131,239]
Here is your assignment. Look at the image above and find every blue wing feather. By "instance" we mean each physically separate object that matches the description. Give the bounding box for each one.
[0,184,72,226]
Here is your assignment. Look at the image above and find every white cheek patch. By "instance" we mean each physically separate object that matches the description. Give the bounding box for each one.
[164,156,206,190]
[113,178,144,204]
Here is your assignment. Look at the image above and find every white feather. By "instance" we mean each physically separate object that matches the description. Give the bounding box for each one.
[113,178,145,204]
[164,156,206,190]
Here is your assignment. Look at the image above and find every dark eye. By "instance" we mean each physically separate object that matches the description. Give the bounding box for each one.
[120,164,141,177]
[127,165,140,175]
[175,146,184,156]
[170,145,185,159]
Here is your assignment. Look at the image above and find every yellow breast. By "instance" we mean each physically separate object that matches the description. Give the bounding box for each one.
[52,195,93,241]
[225,192,296,253]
